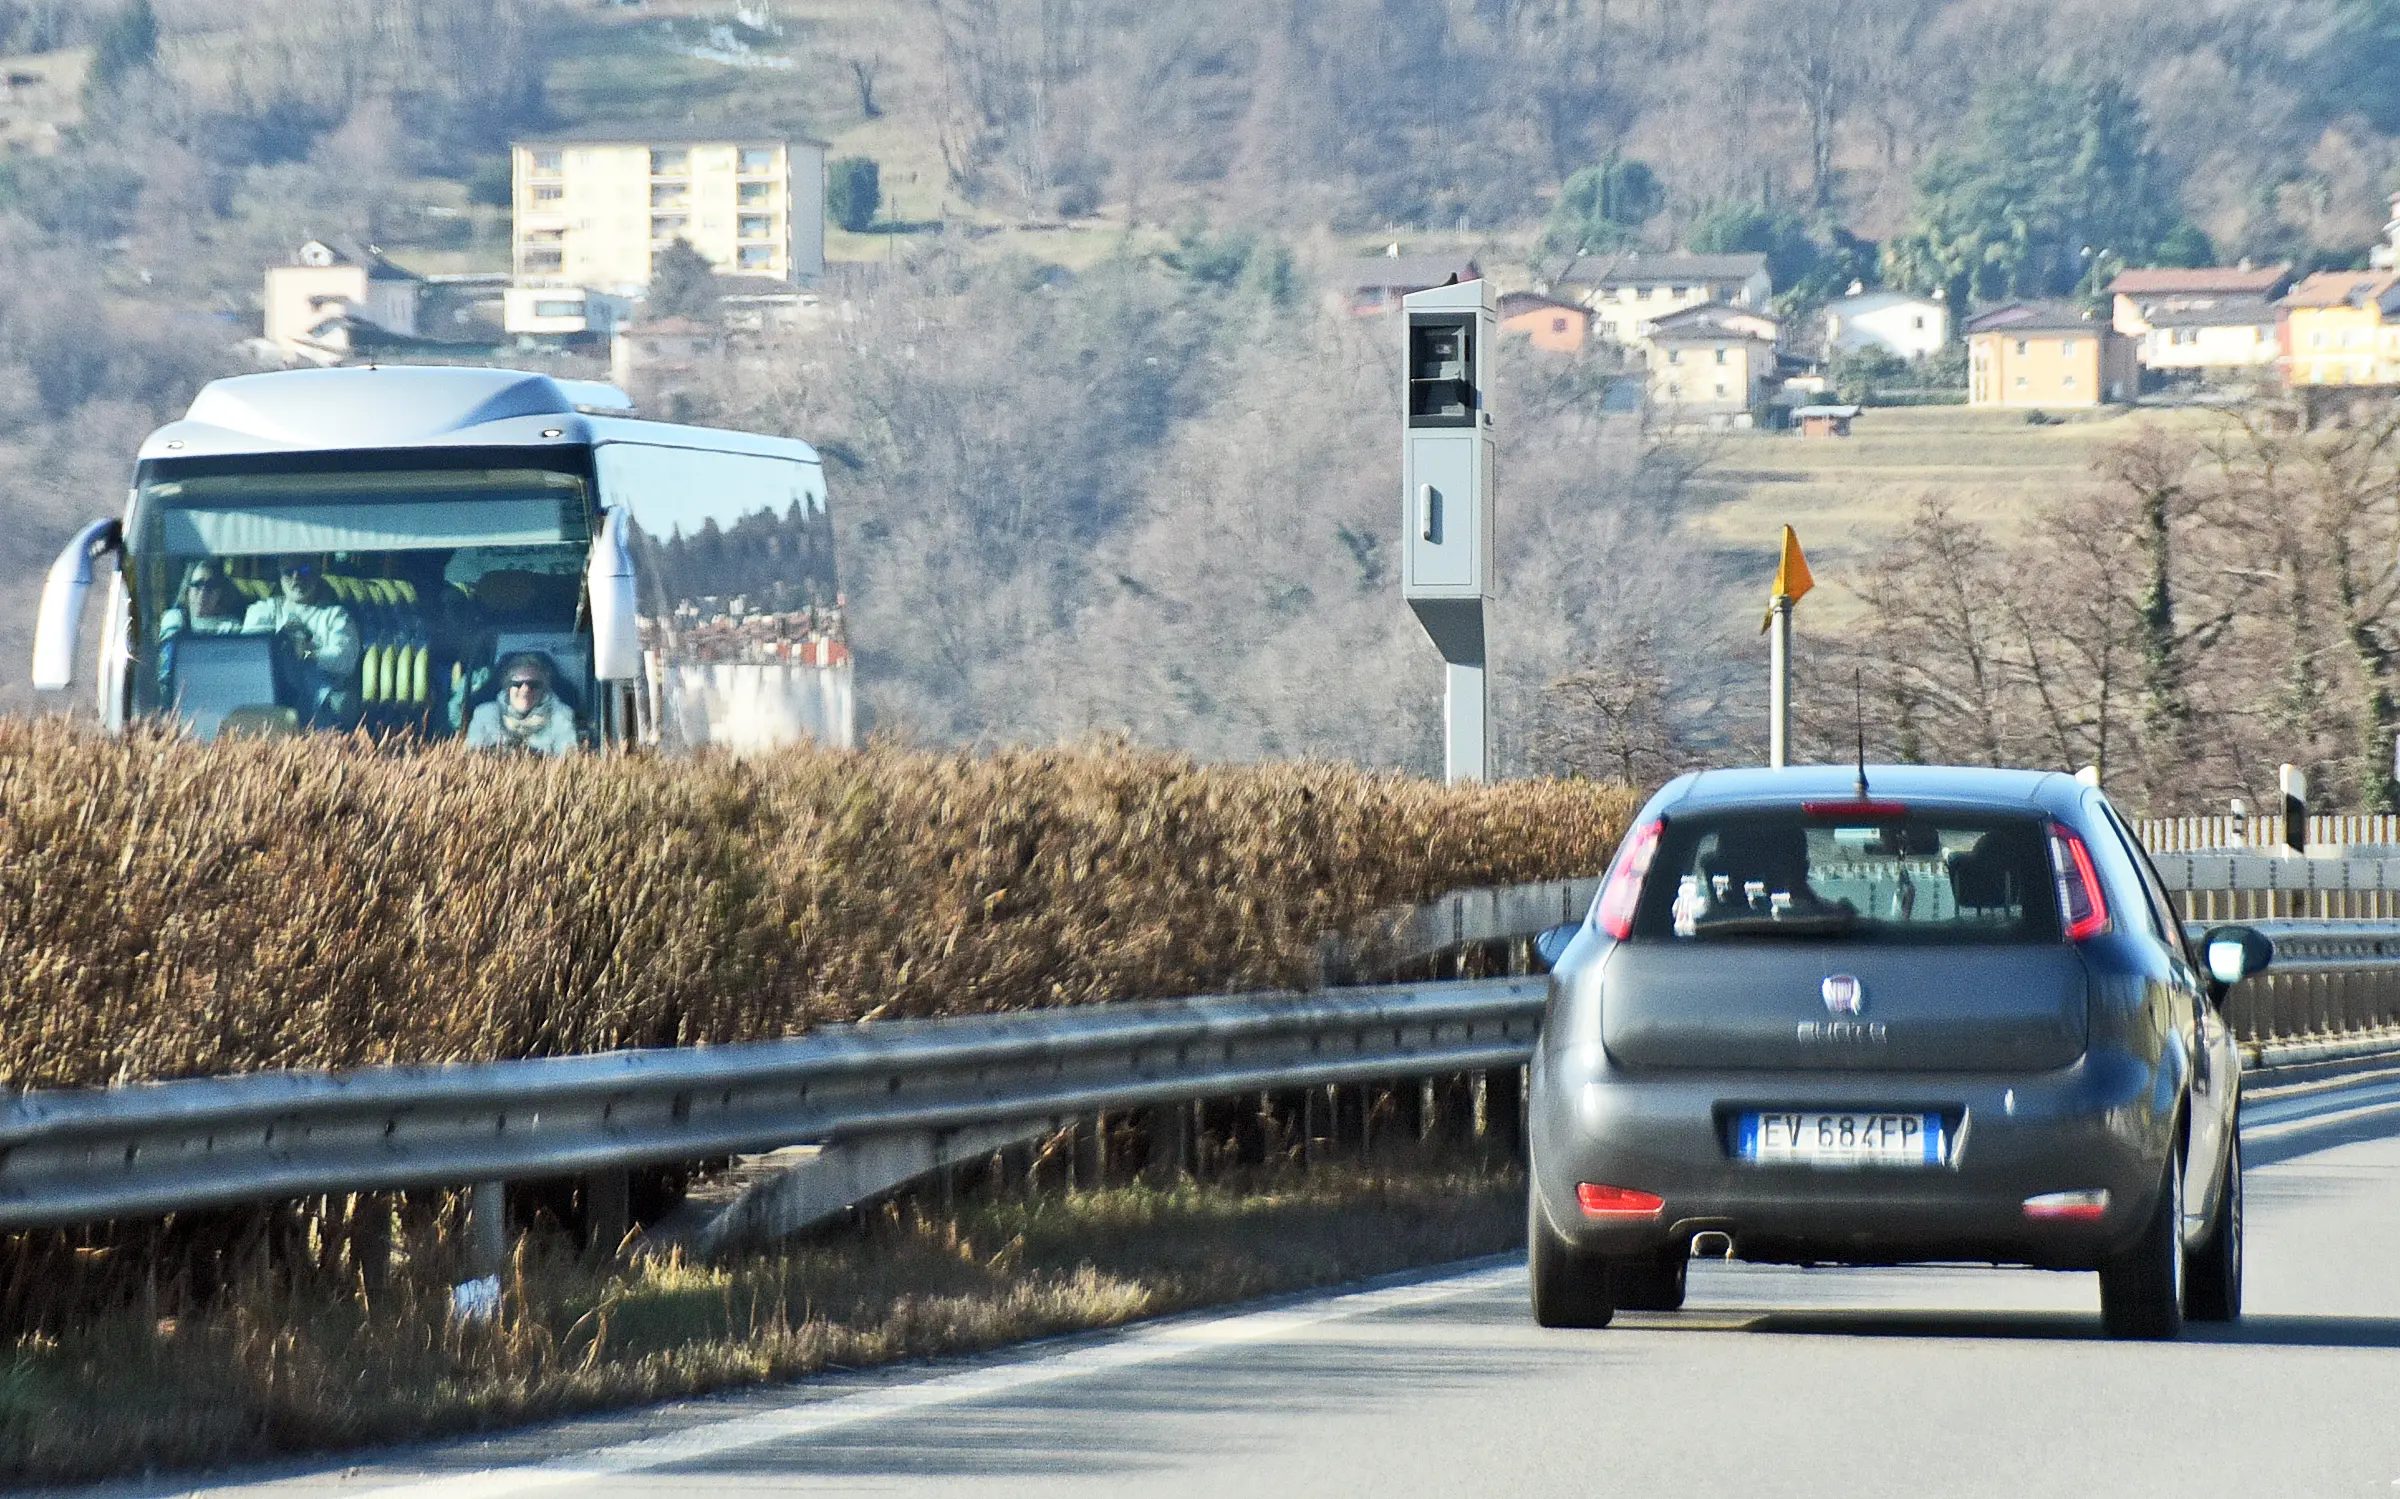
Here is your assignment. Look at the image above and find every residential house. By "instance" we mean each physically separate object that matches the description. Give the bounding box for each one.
[716,274,821,335]
[1343,253,1480,316]
[2106,264,2289,378]
[502,286,636,344]
[1561,252,1772,349]
[610,316,724,398]
[2109,264,2290,336]
[1965,303,2135,407]
[510,133,828,308]
[2279,269,2400,388]
[1646,304,1779,415]
[2135,303,2280,377]
[1822,289,1948,360]
[1497,291,1591,352]
[262,240,423,365]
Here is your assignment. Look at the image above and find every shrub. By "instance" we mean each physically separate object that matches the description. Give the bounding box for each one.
[827,156,880,233]
[0,723,1635,1088]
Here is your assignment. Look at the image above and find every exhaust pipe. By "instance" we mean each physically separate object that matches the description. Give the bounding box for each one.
[1689,1230,1734,1260]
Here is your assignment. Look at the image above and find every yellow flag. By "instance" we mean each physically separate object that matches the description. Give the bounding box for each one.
[1761,525,1814,632]
[1774,525,1814,603]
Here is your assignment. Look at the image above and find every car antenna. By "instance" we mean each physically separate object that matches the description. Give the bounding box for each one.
[1854,667,1869,799]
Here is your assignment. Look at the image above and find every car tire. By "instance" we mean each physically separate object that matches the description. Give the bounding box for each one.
[1528,1189,1616,1328]
[2099,1148,2185,1340]
[1608,1244,1689,1311]
[2185,1131,2243,1323]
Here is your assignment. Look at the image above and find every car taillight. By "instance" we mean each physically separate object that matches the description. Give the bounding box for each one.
[1578,1183,1665,1218]
[1595,817,1663,940]
[2047,825,2110,942]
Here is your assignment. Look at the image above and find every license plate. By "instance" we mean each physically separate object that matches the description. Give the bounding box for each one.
[1737,1111,1944,1167]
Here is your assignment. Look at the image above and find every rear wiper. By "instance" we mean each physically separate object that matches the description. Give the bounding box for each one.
[1689,914,1859,939]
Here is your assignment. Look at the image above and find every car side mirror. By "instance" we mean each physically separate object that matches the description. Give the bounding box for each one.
[2200,924,2273,994]
[1534,922,1580,970]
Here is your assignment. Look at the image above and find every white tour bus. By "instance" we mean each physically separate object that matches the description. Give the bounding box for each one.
[32,365,852,751]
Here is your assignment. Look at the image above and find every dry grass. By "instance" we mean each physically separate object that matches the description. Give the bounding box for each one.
[0,720,1635,1088]
[1690,404,2232,628]
[0,1153,1525,1486]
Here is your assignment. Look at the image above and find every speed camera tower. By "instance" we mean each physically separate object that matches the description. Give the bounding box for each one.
[1400,277,1497,783]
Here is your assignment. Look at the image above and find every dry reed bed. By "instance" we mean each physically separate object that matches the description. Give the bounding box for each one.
[0,719,1635,1088]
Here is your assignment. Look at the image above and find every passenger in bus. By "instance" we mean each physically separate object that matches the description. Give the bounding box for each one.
[466,651,580,755]
[241,555,361,719]
[162,561,244,639]
[157,560,247,695]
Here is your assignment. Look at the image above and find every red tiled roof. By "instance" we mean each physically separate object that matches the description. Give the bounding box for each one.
[2109,265,2290,296]
[2280,270,2400,309]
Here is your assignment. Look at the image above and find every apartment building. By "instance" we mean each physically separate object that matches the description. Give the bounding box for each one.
[510,134,827,303]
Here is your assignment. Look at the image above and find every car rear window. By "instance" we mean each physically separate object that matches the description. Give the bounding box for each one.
[1629,807,2063,945]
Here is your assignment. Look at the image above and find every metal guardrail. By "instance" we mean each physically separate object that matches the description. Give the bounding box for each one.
[1381,878,1598,968]
[0,976,1545,1230]
[2201,920,2400,1049]
[6,893,2400,1240]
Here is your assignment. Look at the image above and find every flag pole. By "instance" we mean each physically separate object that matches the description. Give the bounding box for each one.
[1764,525,1812,771]
[1770,593,1792,769]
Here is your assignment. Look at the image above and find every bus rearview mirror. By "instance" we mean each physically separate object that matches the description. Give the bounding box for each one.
[588,506,640,682]
[32,517,121,690]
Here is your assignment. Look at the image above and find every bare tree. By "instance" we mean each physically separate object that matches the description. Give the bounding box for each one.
[1534,632,1682,785]
[849,52,885,118]
[1745,0,1866,208]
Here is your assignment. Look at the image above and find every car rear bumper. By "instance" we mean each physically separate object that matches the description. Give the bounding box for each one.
[1528,1039,2176,1270]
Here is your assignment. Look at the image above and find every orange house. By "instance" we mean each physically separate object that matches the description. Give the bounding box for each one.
[1964,302,2136,408]
[1498,291,1592,353]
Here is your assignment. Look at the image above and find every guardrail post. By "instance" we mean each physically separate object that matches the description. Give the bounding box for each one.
[466,1180,507,1279]
[1485,1065,1524,1157]
[584,1170,630,1259]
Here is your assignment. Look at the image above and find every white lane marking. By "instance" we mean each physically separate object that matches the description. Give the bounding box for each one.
[195,1262,1521,1499]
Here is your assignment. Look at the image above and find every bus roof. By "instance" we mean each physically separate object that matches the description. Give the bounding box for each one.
[138,366,820,467]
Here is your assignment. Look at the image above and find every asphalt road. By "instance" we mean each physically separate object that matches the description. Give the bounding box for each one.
[75,1070,2400,1499]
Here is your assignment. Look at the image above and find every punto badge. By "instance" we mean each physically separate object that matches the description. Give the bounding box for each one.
[1822,975,1864,1015]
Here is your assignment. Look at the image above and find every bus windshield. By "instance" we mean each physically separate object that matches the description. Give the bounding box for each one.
[128,456,595,743]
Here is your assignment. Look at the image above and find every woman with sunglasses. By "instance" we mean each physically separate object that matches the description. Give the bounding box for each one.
[466,651,580,755]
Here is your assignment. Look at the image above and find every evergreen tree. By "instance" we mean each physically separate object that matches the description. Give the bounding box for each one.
[647,238,722,321]
[826,157,881,233]
[1542,159,1664,256]
[1886,72,2176,302]
[1687,204,1821,292]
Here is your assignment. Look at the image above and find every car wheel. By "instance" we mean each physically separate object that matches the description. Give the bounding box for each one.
[2099,1147,2185,1340]
[1608,1244,1689,1311]
[2185,1131,2243,1323]
[1528,1188,1616,1328]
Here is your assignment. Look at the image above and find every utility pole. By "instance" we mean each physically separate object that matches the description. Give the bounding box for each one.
[1401,277,1496,783]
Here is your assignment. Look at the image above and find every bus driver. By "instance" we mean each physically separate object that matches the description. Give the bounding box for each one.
[241,555,361,721]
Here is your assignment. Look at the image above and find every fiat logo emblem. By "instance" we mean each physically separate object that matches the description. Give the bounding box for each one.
[1822,975,1864,1015]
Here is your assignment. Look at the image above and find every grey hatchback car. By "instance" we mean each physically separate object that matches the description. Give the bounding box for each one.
[1527,765,2259,1339]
